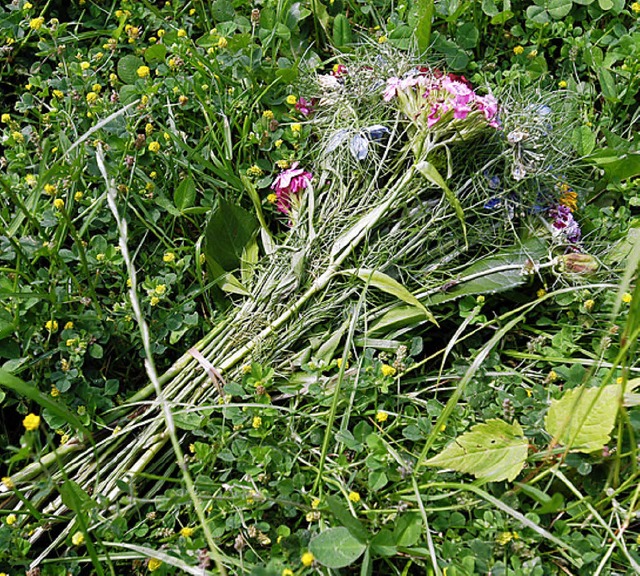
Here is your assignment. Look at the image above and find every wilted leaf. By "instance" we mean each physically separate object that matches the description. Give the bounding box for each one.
[425,419,528,482]
[309,527,367,568]
[545,384,621,452]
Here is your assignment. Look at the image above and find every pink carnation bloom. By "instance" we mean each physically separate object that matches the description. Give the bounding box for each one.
[271,161,312,214]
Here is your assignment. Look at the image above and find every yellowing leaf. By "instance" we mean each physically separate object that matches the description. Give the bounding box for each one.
[425,419,528,482]
[545,384,621,453]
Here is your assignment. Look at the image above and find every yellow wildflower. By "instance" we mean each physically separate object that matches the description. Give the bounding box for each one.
[263,110,274,119]
[180,526,194,537]
[80,61,90,70]
[74,191,84,201]
[378,35,388,43]
[311,498,320,509]
[548,370,559,382]
[622,292,633,304]
[86,91,98,105]
[22,413,40,431]
[6,514,17,526]
[348,491,361,503]
[92,83,102,93]
[536,288,546,298]
[148,141,160,153]
[44,183,57,195]
[291,123,302,134]
[148,558,162,571]
[267,193,277,204]
[1,113,9,123]
[286,95,297,106]
[145,123,154,135]
[275,159,289,169]
[29,17,45,30]
[513,45,524,55]
[2,477,14,489]
[584,299,595,312]
[177,29,187,38]
[558,80,567,88]
[150,296,160,306]
[178,95,189,105]
[301,551,314,567]
[155,284,166,295]
[45,320,58,332]
[375,410,389,423]
[52,89,64,98]
[157,29,165,38]
[24,1,33,8]
[137,65,150,78]
[252,416,262,429]
[71,531,84,546]
[380,364,396,377]
[51,385,60,397]
[53,198,64,210]
[217,36,228,48]
[11,131,24,143]
[246,165,263,177]
[274,139,283,148]
[163,252,175,263]
[632,2,640,12]
[282,570,294,576]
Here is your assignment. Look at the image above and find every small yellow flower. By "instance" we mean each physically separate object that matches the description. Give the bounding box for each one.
[51,385,60,397]
[92,83,102,93]
[163,252,175,263]
[180,526,194,537]
[74,191,84,201]
[380,364,396,377]
[291,123,302,134]
[311,497,320,509]
[189,443,196,453]
[632,2,640,13]
[71,531,84,546]
[148,141,161,153]
[163,132,170,141]
[263,110,274,120]
[60,433,70,444]
[157,29,166,38]
[178,95,189,105]
[2,477,14,489]
[536,288,546,298]
[145,123,154,136]
[96,253,105,262]
[378,35,388,44]
[513,45,524,55]
[558,80,568,88]
[148,558,162,571]
[44,183,57,195]
[217,36,228,48]
[11,131,24,143]
[246,165,263,177]
[23,413,41,431]
[348,491,361,503]
[29,16,45,30]
[548,370,559,382]
[282,570,294,576]
[301,551,314,567]
[150,296,160,306]
[252,416,262,429]
[52,89,64,98]
[137,65,150,79]
[375,410,389,423]
[584,299,595,312]
[622,292,633,304]
[286,94,297,105]
[155,284,166,295]
[267,193,277,204]
[64,320,74,328]
[53,198,64,210]
[1,113,10,123]
[80,61,90,70]
[45,320,58,332]
[177,28,187,38]
[150,171,158,179]
[527,49,538,58]
[275,159,289,169]
[86,91,99,105]
[24,1,34,8]
[6,514,17,526]
[109,73,118,85]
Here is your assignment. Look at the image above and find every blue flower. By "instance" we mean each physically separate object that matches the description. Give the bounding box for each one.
[350,134,369,160]
[365,125,390,141]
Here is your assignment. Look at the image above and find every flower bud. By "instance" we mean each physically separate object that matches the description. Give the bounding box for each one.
[560,253,599,275]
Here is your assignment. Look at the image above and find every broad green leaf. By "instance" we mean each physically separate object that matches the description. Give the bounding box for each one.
[425,419,528,482]
[456,22,479,49]
[526,5,549,23]
[117,55,145,84]
[370,529,397,557]
[545,384,621,452]
[548,0,573,18]
[309,527,367,568]
[416,160,467,247]
[481,0,499,16]
[598,68,618,102]
[413,0,435,55]
[605,221,640,265]
[491,10,514,24]
[571,126,596,156]
[598,0,614,8]
[393,513,422,547]
[173,176,196,212]
[332,13,352,48]
[143,43,166,65]
[59,480,96,512]
[173,412,203,431]
[325,495,368,542]
[204,197,258,273]
[346,268,437,326]
[589,151,640,181]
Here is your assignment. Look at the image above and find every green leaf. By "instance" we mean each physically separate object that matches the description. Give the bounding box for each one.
[545,384,621,453]
[144,43,167,65]
[332,13,352,48]
[117,55,145,84]
[309,527,367,568]
[346,268,438,326]
[571,126,596,156]
[414,0,435,55]
[416,160,467,247]
[548,0,573,18]
[204,197,258,273]
[589,151,640,181]
[59,480,96,512]
[369,530,397,557]
[490,10,514,24]
[598,68,619,102]
[174,176,196,212]
[325,495,369,542]
[393,513,422,547]
[425,419,528,482]
[456,22,479,49]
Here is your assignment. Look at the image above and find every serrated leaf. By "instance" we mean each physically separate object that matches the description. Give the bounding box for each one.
[347,268,438,326]
[425,419,528,482]
[545,384,621,453]
[309,527,367,568]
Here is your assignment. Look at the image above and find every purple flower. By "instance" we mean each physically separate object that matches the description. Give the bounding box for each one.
[295,97,313,116]
[271,161,312,214]
[549,204,581,244]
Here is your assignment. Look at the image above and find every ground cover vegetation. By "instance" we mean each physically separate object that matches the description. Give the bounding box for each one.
[1,0,640,574]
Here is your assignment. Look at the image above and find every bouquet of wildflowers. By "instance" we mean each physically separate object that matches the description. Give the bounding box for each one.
[2,45,594,568]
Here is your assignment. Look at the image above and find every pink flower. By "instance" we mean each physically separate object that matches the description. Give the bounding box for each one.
[271,161,312,214]
[383,77,402,101]
[295,97,313,116]
[476,94,499,127]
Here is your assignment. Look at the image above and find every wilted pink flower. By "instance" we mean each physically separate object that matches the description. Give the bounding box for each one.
[271,161,312,214]
[295,97,313,116]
